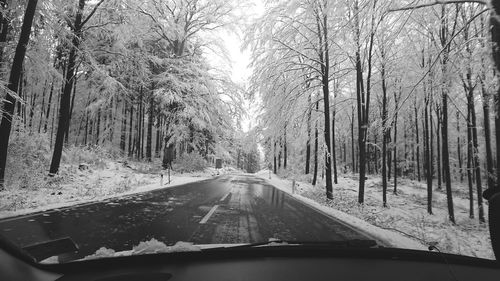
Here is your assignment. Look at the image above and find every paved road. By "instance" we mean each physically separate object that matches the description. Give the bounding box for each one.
[0,174,371,261]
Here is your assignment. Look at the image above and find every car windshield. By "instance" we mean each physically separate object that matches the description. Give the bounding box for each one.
[0,0,498,264]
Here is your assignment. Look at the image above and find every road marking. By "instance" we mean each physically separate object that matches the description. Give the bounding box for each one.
[199,205,219,224]
[220,189,232,202]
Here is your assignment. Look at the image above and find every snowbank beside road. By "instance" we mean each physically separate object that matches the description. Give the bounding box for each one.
[0,160,213,219]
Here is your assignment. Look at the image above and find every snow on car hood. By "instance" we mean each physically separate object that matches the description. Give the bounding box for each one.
[38,238,249,264]
[82,239,202,261]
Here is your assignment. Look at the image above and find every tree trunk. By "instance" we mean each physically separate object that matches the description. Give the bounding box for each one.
[441,85,455,223]
[305,93,312,174]
[381,58,388,207]
[442,90,455,223]
[161,120,166,158]
[137,88,143,159]
[332,98,338,184]
[354,0,375,203]
[404,117,407,167]
[43,80,54,133]
[50,90,60,147]
[393,112,398,194]
[486,2,500,260]
[393,90,399,194]
[467,107,475,219]
[351,105,355,173]
[479,16,495,194]
[102,104,108,143]
[343,140,346,163]
[237,149,241,169]
[273,141,277,174]
[424,94,432,214]
[455,111,463,182]
[439,5,455,223]
[415,103,421,182]
[109,97,116,143]
[387,130,392,180]
[128,104,134,157]
[28,89,37,133]
[17,69,24,126]
[84,109,89,145]
[49,0,84,175]
[430,101,434,180]
[312,100,319,186]
[95,108,101,145]
[436,107,442,190]
[155,116,161,158]
[283,127,287,169]
[0,0,38,188]
[374,133,379,174]
[66,67,78,144]
[120,101,127,152]
[38,79,48,133]
[278,138,282,169]
[482,80,494,192]
[316,8,333,199]
[141,97,145,159]
[146,90,154,161]
[468,85,485,222]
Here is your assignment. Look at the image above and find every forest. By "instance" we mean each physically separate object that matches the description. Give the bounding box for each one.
[247,0,500,225]
[0,0,262,190]
[1,0,500,230]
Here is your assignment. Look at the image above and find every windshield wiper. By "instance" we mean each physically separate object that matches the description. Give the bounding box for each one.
[205,239,378,251]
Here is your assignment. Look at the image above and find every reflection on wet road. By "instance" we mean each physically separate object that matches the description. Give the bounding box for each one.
[0,174,369,260]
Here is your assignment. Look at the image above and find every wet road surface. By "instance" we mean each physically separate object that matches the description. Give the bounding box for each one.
[0,174,370,261]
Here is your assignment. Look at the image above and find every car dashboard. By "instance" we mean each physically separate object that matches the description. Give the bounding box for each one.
[1,245,500,281]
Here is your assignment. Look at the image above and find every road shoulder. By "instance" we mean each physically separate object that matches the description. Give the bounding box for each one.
[254,171,427,251]
[0,162,214,220]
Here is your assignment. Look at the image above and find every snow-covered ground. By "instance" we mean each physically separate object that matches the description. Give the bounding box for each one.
[0,160,214,219]
[2,159,493,260]
[255,170,494,260]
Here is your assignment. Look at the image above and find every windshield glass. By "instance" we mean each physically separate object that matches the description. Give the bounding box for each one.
[0,0,498,264]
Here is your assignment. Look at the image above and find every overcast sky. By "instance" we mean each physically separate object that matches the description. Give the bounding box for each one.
[222,31,254,132]
[225,0,264,132]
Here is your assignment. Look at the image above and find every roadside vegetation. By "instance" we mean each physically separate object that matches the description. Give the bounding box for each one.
[1,0,500,261]
[248,0,498,224]
[246,0,500,259]
[0,0,261,215]
[0,132,217,217]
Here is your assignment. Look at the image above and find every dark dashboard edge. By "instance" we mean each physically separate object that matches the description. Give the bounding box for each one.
[29,246,500,274]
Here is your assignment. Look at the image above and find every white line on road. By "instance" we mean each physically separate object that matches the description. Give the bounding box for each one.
[220,189,232,202]
[199,205,219,224]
